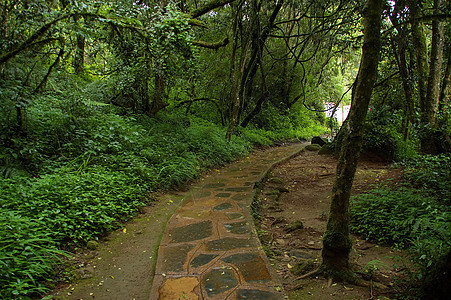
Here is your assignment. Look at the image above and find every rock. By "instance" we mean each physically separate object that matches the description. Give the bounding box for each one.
[290,239,303,247]
[269,177,284,184]
[285,221,304,233]
[289,249,314,260]
[311,136,328,146]
[318,143,335,155]
[75,266,95,279]
[275,239,287,246]
[86,240,99,250]
[305,144,321,151]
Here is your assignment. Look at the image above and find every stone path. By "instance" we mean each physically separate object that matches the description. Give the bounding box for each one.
[150,143,305,300]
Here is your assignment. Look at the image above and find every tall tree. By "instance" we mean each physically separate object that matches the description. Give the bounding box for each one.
[321,0,382,280]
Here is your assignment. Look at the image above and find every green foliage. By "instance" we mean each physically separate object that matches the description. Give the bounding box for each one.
[0,210,66,299]
[0,98,253,297]
[351,155,451,292]
[249,103,327,141]
[400,154,451,205]
[362,107,401,158]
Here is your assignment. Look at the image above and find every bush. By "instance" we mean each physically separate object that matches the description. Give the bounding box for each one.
[351,155,451,295]
[0,210,66,299]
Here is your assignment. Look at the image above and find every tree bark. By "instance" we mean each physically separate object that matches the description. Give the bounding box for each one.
[321,0,382,280]
[425,0,444,127]
[390,3,415,141]
[34,47,65,93]
[418,0,445,153]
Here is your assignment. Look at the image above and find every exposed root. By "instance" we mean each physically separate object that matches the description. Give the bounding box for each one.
[295,267,323,280]
[291,265,388,294]
[290,267,324,291]
[327,277,333,287]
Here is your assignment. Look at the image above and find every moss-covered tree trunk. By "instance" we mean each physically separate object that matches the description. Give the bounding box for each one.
[321,0,382,280]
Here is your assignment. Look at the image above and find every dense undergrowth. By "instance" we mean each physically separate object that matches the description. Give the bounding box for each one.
[0,92,324,298]
[351,154,451,298]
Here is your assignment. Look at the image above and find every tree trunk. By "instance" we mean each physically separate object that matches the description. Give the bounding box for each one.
[321,0,382,280]
[74,15,85,75]
[34,47,65,93]
[389,3,415,141]
[148,73,167,116]
[425,0,444,128]
[410,0,429,126]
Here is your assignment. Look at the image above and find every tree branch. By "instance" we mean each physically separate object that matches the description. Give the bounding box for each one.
[190,0,236,18]
[192,37,229,49]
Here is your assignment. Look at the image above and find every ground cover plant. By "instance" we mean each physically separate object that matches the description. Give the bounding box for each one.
[0,89,325,298]
[350,154,451,298]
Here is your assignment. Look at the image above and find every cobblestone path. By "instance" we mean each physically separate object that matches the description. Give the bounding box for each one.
[150,143,304,299]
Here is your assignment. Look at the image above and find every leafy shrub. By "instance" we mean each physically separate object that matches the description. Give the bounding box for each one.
[0,210,66,299]
[351,154,451,295]
[362,107,401,158]
[0,169,146,245]
[400,154,451,205]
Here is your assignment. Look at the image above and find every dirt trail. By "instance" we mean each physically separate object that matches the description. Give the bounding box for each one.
[255,148,407,299]
[51,143,306,299]
[50,144,407,300]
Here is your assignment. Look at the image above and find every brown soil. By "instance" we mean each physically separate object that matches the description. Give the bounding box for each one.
[255,148,410,299]
[49,145,412,300]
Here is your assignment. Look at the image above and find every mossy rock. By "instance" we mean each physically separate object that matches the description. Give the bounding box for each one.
[285,220,304,232]
[290,259,316,276]
[305,144,321,151]
[86,240,99,250]
[318,143,335,155]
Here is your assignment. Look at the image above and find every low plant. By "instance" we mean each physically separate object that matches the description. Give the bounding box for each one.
[350,155,451,297]
[0,210,67,299]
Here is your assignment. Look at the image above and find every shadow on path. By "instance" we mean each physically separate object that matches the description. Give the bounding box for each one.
[151,143,305,300]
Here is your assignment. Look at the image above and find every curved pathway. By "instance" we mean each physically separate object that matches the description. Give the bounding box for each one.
[150,143,305,300]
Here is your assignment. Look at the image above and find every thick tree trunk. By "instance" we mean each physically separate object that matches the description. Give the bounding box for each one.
[73,15,85,75]
[420,0,445,153]
[321,0,382,280]
[425,0,445,128]
[148,74,167,116]
[74,34,85,75]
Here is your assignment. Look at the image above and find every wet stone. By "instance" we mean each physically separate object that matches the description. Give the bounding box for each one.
[222,253,271,283]
[237,289,280,300]
[162,244,194,272]
[206,237,254,251]
[224,221,250,234]
[225,187,248,192]
[203,268,238,297]
[204,183,226,188]
[226,212,244,220]
[231,193,248,201]
[170,220,213,243]
[194,190,211,198]
[178,209,210,219]
[215,193,231,198]
[190,254,218,268]
[213,202,233,211]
